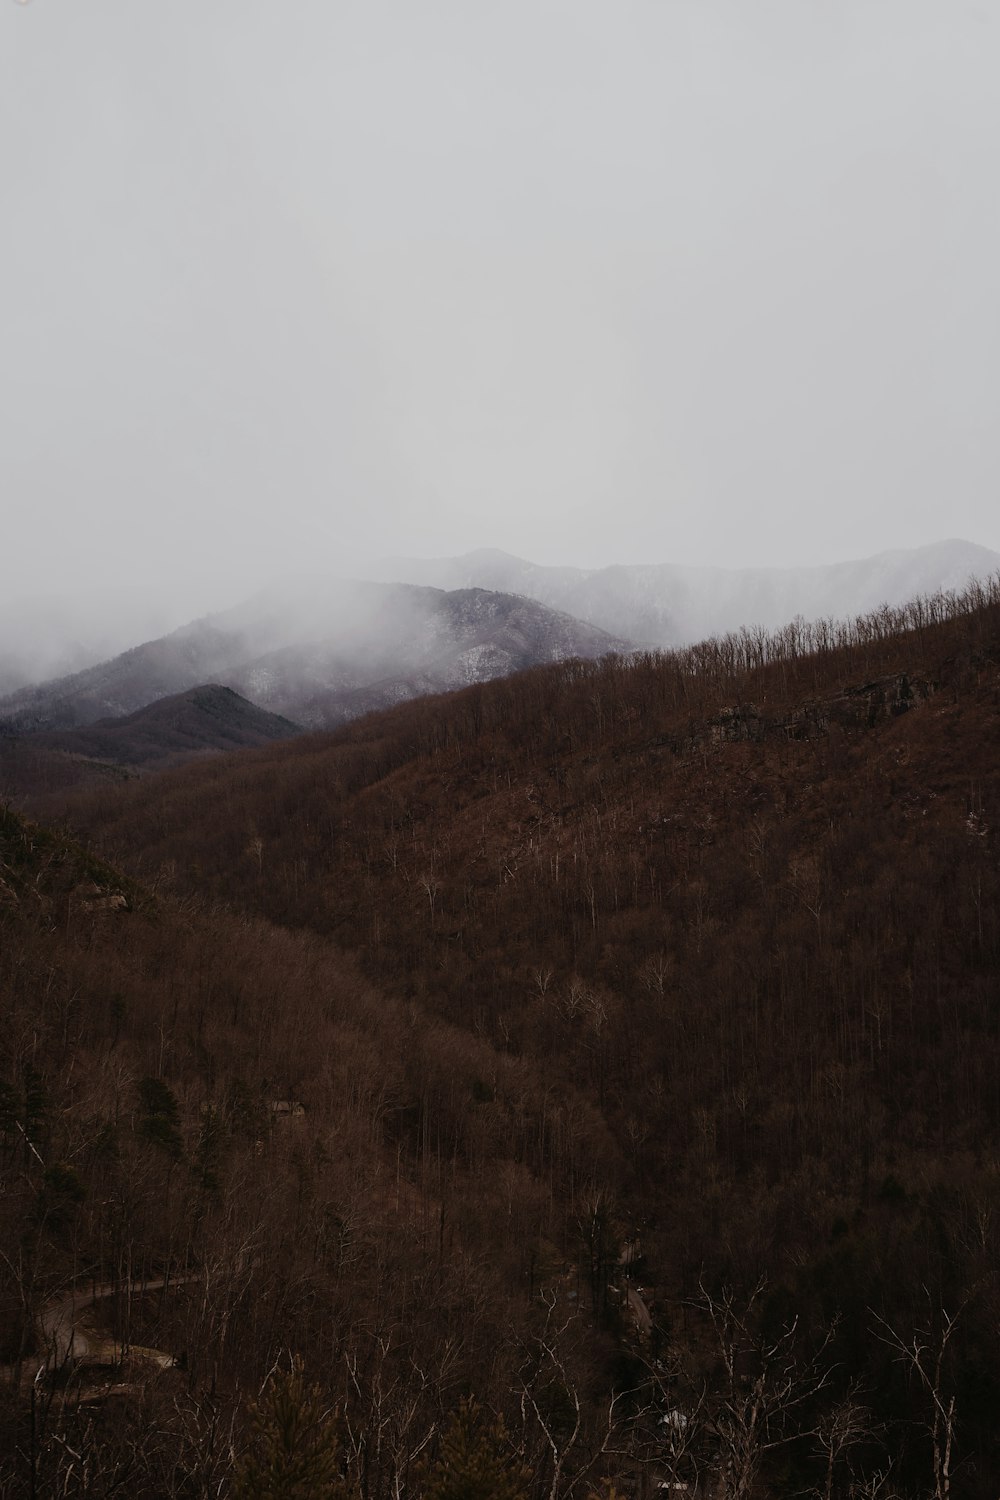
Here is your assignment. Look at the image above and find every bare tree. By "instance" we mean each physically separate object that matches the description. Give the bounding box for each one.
[871,1295,969,1500]
[809,1385,872,1500]
[696,1279,834,1500]
[516,1291,640,1500]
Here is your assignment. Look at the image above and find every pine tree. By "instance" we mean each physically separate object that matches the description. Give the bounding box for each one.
[420,1398,529,1500]
[232,1358,353,1500]
[137,1075,183,1160]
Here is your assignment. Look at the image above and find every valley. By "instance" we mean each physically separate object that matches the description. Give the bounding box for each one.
[9,1,1000,1492]
[2,578,999,1496]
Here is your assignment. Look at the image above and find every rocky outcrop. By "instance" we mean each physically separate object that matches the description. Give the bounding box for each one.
[705,673,934,748]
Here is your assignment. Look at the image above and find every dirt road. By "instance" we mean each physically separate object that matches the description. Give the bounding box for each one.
[38,1273,194,1374]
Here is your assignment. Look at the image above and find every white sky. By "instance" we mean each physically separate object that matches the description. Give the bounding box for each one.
[2,0,999,618]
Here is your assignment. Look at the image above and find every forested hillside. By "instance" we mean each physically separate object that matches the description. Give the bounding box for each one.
[0,685,301,804]
[4,578,1000,1498]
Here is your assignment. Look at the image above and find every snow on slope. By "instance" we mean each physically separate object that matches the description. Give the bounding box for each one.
[0,583,627,733]
[370,539,1000,647]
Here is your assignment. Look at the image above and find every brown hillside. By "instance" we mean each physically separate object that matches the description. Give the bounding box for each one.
[7,578,1000,1498]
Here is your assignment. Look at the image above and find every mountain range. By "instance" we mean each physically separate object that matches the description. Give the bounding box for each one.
[2,539,997,790]
[370,537,1000,645]
[0,581,626,736]
[7,573,999,1496]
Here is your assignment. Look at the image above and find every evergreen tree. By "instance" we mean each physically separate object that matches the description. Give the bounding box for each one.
[232,1358,353,1500]
[420,1399,529,1500]
[137,1075,183,1159]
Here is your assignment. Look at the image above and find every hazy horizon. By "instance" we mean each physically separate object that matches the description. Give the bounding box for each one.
[3,533,998,700]
[3,2,1000,643]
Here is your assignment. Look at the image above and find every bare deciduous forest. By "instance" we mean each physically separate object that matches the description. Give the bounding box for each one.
[3,579,1000,1498]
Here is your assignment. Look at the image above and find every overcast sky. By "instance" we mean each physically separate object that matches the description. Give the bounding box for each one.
[2,0,999,622]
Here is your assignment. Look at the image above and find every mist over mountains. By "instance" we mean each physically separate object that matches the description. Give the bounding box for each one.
[0,581,625,736]
[372,537,1000,647]
[2,540,997,766]
[7,0,1000,1489]
[0,585,236,699]
[6,574,1000,1496]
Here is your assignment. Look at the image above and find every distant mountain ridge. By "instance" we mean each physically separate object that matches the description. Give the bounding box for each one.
[23,684,301,764]
[370,538,1000,647]
[5,540,997,744]
[0,582,628,734]
[0,685,301,804]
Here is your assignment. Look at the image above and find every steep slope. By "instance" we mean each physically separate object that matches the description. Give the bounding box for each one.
[0,582,627,733]
[373,537,1000,645]
[0,799,623,1495]
[55,578,1000,1497]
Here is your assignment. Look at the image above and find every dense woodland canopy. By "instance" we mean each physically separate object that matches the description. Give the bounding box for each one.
[2,578,1000,1498]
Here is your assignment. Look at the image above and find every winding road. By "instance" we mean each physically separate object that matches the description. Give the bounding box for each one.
[38,1273,197,1376]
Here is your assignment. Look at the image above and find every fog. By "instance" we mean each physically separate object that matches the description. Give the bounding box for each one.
[3,1,1000,683]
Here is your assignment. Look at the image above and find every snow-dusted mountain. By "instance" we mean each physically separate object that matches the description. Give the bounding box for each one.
[6,539,995,742]
[0,582,628,733]
[0,587,217,698]
[370,539,1000,648]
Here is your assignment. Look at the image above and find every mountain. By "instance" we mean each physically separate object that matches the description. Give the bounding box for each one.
[26,683,300,765]
[0,582,628,734]
[8,542,993,736]
[36,574,1000,1497]
[0,684,301,804]
[370,537,1000,646]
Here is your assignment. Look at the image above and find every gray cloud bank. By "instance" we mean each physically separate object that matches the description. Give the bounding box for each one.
[2,2,999,654]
